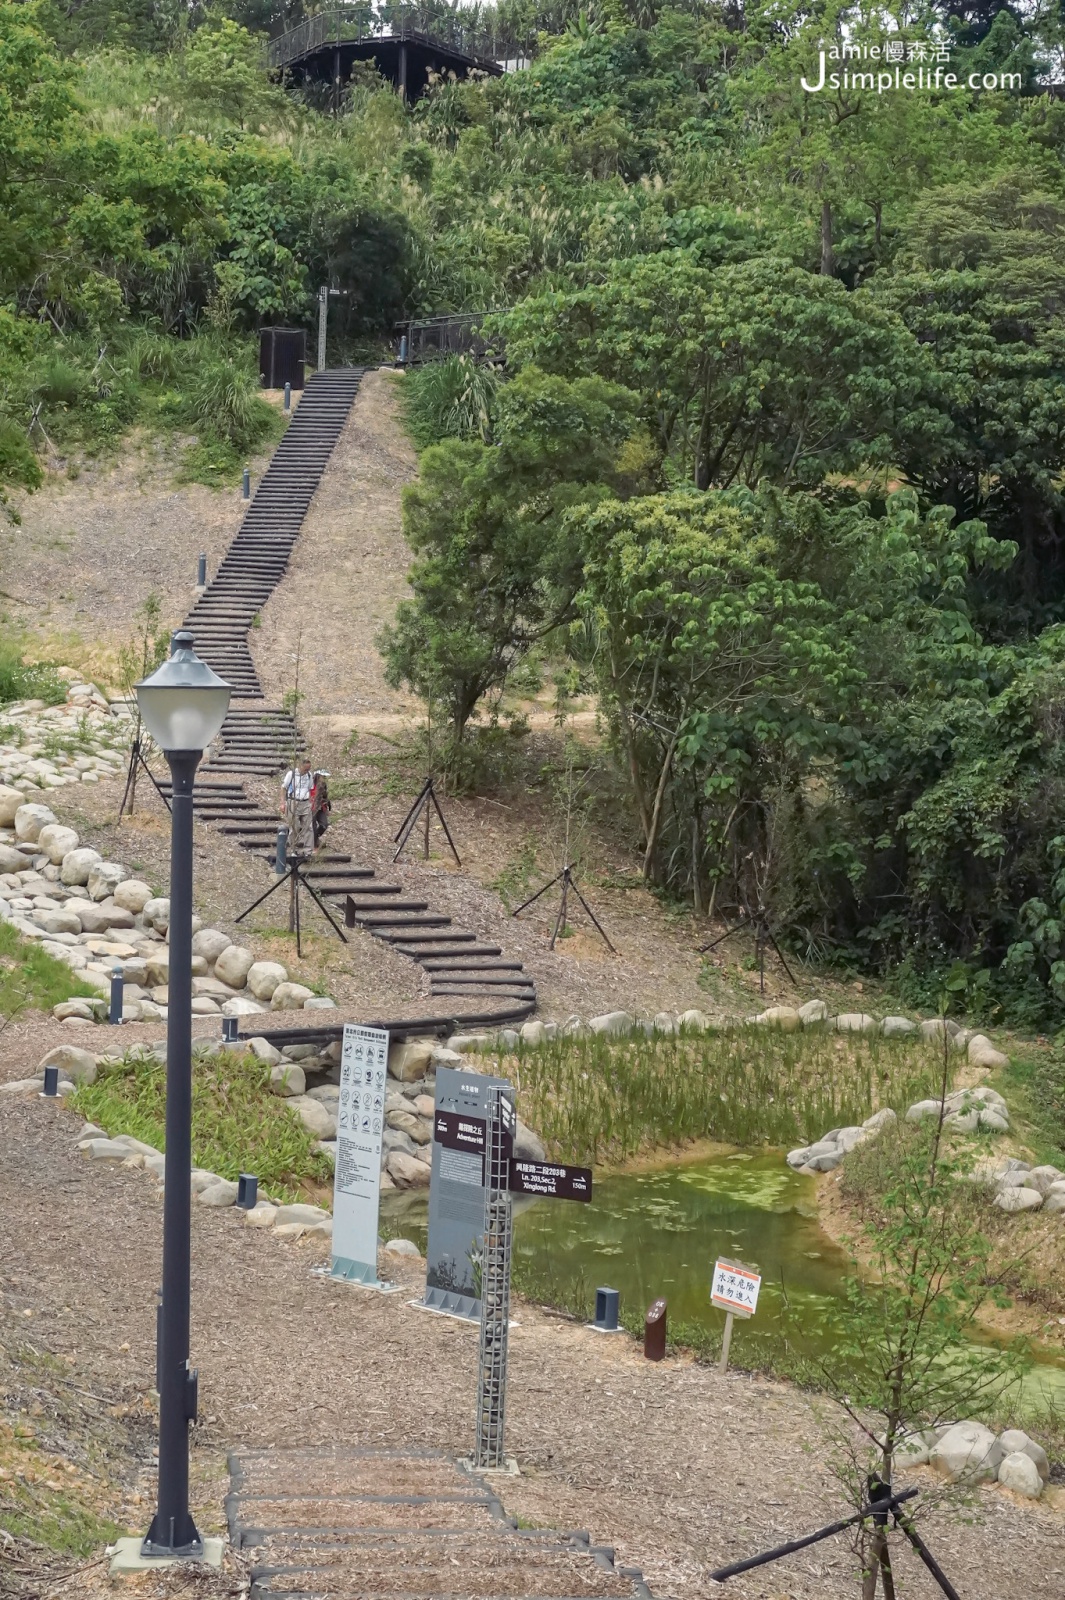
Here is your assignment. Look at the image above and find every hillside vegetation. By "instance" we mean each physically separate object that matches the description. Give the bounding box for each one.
[7,0,1065,1019]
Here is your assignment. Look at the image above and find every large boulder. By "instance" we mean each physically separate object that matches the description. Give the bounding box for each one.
[999,1430,1050,1483]
[798,999,830,1026]
[863,1108,898,1133]
[589,1011,634,1036]
[221,995,265,1017]
[192,927,232,964]
[389,1038,435,1082]
[273,1202,331,1227]
[37,823,80,864]
[247,960,288,1001]
[61,847,102,886]
[753,1006,801,1031]
[287,1095,336,1138]
[0,843,26,873]
[270,981,314,1011]
[998,1452,1043,1498]
[881,1016,917,1038]
[37,1044,97,1085]
[113,878,153,914]
[994,1186,1044,1213]
[87,862,129,902]
[215,944,254,989]
[14,803,56,842]
[968,1034,1009,1070]
[387,1150,431,1188]
[31,906,82,937]
[835,1013,877,1034]
[145,950,170,988]
[0,785,25,826]
[247,1036,282,1065]
[142,897,170,934]
[929,1421,1004,1483]
[270,1062,305,1097]
[1025,1165,1064,1197]
[520,1019,547,1047]
[77,902,134,934]
[387,1108,431,1144]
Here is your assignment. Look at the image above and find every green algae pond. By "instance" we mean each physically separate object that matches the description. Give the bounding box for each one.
[382,1147,1065,1412]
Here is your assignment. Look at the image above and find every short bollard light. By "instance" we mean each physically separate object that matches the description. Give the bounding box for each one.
[398,334,409,366]
[41,1064,60,1098]
[283,381,291,411]
[275,824,289,875]
[594,1286,620,1332]
[197,552,207,587]
[236,1174,258,1210]
[242,466,250,500]
[109,965,124,1024]
[221,1016,239,1044]
[644,1297,667,1361]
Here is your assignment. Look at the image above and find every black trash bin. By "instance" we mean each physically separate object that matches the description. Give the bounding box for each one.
[259,327,306,391]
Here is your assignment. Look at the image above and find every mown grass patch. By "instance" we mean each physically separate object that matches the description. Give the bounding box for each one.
[72,1047,332,1203]
[505,1026,944,1168]
[0,922,101,1018]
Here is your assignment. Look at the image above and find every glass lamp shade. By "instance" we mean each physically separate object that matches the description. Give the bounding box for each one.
[135,631,231,753]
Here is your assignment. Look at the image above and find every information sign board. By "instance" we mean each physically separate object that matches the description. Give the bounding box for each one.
[507,1159,592,1202]
[331,1023,389,1285]
[711,1258,762,1319]
[422,1065,509,1320]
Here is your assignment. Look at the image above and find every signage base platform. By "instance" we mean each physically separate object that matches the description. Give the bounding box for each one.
[415,1285,481,1322]
[458,1453,520,1478]
[585,1321,626,1335]
[329,1255,392,1290]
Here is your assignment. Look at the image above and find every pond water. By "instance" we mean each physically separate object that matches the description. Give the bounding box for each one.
[381,1148,1065,1409]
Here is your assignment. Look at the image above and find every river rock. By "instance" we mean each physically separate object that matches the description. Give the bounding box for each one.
[945,1108,981,1132]
[53,998,95,1022]
[247,960,287,1000]
[798,999,829,1025]
[836,1126,868,1154]
[1024,1165,1064,1196]
[0,844,26,873]
[79,1138,133,1161]
[32,906,82,936]
[906,1099,943,1122]
[244,1201,278,1228]
[383,1237,421,1258]
[979,1109,1010,1133]
[14,803,56,842]
[304,995,337,1010]
[0,785,24,826]
[221,995,265,1017]
[60,847,102,886]
[87,862,128,901]
[197,1179,239,1207]
[863,1108,897,1132]
[998,1430,1050,1482]
[387,1150,431,1188]
[968,1034,1009,1069]
[192,927,232,964]
[274,1203,331,1227]
[142,897,170,933]
[287,1095,335,1138]
[835,1013,877,1034]
[38,1044,97,1085]
[270,981,314,1010]
[113,878,153,913]
[930,1420,1004,1483]
[145,951,170,988]
[389,1039,435,1082]
[215,944,254,988]
[919,1018,959,1040]
[520,1019,547,1047]
[270,1062,305,1097]
[754,1006,801,1031]
[514,1118,546,1162]
[590,1010,634,1035]
[37,823,79,864]
[387,1108,431,1143]
[881,1016,917,1038]
[247,1036,282,1065]
[998,1451,1043,1497]
[993,1186,1044,1213]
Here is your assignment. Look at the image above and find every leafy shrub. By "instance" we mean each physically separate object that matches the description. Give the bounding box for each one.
[33,356,89,409]
[0,419,42,489]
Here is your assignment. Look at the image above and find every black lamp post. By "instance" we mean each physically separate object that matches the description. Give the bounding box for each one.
[135,631,230,1559]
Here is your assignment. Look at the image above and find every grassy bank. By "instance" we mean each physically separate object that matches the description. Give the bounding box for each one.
[0,923,101,1019]
[72,1047,332,1203]
[502,1026,944,1168]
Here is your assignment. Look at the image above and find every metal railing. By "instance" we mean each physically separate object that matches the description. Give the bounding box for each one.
[269,7,507,72]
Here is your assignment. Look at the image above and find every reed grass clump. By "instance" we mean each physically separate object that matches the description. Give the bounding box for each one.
[508,1026,943,1168]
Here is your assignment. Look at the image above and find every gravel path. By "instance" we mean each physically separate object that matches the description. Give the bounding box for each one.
[1,1092,1061,1600]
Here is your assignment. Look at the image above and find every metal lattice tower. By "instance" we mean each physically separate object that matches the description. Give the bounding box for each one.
[474,1086,514,1468]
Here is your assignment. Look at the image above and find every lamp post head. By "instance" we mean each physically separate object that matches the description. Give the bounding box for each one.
[135,631,231,754]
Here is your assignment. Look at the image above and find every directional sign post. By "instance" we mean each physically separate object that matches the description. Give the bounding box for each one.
[711,1257,762,1375]
[331,1024,389,1286]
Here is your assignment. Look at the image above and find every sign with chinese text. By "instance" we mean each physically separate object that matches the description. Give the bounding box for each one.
[331,1024,388,1285]
[507,1159,592,1202]
[711,1258,761,1319]
[423,1065,510,1320]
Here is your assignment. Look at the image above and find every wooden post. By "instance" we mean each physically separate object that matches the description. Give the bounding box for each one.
[718,1311,735,1375]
